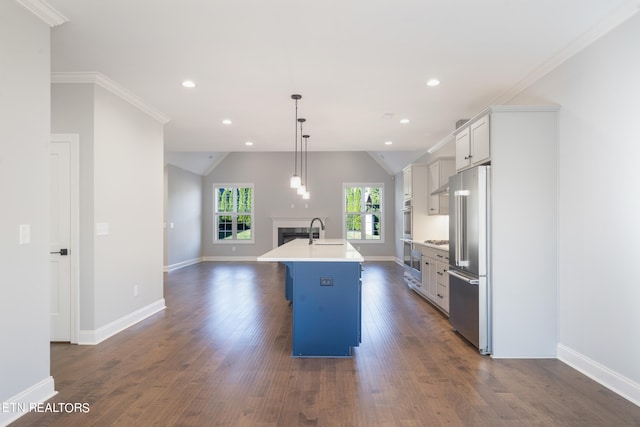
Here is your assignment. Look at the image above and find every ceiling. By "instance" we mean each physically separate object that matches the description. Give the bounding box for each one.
[46,0,633,174]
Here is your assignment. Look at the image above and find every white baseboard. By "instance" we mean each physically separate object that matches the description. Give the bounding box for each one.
[362,256,396,262]
[558,343,640,407]
[164,257,203,272]
[201,256,399,263]
[202,256,258,262]
[78,299,166,345]
[0,376,56,427]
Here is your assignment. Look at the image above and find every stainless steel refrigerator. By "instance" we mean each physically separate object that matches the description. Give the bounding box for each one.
[448,165,491,355]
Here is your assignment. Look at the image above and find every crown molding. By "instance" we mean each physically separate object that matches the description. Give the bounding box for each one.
[493,0,640,105]
[51,72,170,124]
[15,0,68,27]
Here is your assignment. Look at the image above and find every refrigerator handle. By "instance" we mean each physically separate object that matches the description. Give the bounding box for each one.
[447,269,479,284]
[454,190,470,267]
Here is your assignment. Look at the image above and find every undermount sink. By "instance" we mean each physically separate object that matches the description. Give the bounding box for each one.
[312,239,345,245]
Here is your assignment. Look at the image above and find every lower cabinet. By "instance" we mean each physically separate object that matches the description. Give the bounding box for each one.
[417,245,449,315]
[436,261,449,313]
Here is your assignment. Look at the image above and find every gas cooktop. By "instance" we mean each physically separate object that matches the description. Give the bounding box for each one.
[424,240,449,245]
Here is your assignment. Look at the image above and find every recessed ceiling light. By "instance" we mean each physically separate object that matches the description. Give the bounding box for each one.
[245,141,253,146]
[426,79,440,87]
[400,118,410,124]
[221,119,232,125]
[385,141,393,145]
[182,80,196,88]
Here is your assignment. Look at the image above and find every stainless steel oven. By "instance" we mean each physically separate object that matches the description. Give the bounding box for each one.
[402,199,412,239]
[403,240,412,269]
[410,248,422,282]
[403,242,422,289]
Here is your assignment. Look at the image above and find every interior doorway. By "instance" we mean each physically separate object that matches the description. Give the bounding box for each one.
[50,134,79,343]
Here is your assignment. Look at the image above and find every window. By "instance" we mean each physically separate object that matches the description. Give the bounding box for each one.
[214,184,254,242]
[343,184,383,242]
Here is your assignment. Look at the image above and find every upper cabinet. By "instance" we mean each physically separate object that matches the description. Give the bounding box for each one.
[427,158,455,215]
[455,113,490,171]
[402,165,413,200]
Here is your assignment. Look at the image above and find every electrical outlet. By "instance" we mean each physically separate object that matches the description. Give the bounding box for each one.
[133,285,139,297]
[232,246,236,252]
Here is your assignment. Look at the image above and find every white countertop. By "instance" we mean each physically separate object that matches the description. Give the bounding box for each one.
[410,240,449,251]
[257,238,364,263]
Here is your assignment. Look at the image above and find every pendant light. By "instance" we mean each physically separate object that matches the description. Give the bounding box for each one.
[289,94,302,189]
[297,118,306,195]
[302,134,310,199]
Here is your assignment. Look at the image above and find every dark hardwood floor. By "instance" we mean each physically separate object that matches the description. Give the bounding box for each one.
[11,261,640,426]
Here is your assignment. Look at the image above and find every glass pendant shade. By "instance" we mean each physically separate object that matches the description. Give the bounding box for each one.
[297,184,306,195]
[290,175,301,189]
[302,190,310,200]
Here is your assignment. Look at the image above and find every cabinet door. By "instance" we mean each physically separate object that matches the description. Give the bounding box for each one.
[470,114,490,165]
[437,283,449,313]
[421,257,431,296]
[403,167,412,200]
[455,128,471,171]
[427,161,440,215]
[428,257,438,301]
[436,260,449,313]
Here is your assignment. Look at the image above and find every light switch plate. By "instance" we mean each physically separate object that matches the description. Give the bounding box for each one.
[96,222,109,236]
[19,224,30,244]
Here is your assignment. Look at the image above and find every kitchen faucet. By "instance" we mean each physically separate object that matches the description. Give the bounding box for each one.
[309,217,325,244]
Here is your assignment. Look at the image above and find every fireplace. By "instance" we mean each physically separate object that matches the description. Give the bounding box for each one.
[278,227,320,246]
[271,217,326,248]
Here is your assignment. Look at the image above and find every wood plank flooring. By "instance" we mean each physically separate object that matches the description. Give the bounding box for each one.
[10,261,640,426]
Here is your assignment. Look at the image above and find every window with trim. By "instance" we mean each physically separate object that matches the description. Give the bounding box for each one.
[214,184,254,242]
[343,184,383,242]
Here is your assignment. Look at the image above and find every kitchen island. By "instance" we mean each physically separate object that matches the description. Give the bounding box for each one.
[258,239,364,357]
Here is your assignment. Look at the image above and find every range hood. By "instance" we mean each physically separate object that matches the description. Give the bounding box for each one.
[430,182,449,196]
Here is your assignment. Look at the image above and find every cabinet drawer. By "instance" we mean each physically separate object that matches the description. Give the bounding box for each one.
[436,261,448,284]
[420,246,448,260]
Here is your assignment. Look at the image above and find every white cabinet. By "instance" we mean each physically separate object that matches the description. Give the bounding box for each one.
[402,166,413,200]
[427,158,455,215]
[419,245,449,315]
[455,113,490,171]
[435,259,449,313]
[454,105,559,356]
[402,163,433,241]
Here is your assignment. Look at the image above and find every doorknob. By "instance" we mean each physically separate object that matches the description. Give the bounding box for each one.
[50,248,68,256]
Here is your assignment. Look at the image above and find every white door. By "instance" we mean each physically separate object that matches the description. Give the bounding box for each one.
[50,141,71,341]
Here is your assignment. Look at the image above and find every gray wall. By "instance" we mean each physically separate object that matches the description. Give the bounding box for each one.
[0,0,53,415]
[165,164,203,268]
[202,151,396,258]
[52,82,165,332]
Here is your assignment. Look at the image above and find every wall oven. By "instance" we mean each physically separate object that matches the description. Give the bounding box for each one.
[402,199,412,239]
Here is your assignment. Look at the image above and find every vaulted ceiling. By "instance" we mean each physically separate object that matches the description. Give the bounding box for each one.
[45,0,635,174]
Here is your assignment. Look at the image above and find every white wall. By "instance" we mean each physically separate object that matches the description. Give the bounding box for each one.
[0,1,55,422]
[202,151,396,259]
[165,164,203,269]
[509,13,640,402]
[51,81,165,338]
[93,86,164,328]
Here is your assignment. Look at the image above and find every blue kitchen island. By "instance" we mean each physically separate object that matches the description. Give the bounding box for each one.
[258,239,364,357]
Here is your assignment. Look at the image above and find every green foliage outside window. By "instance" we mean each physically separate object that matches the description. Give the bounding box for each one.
[344,185,382,241]
[215,186,253,241]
